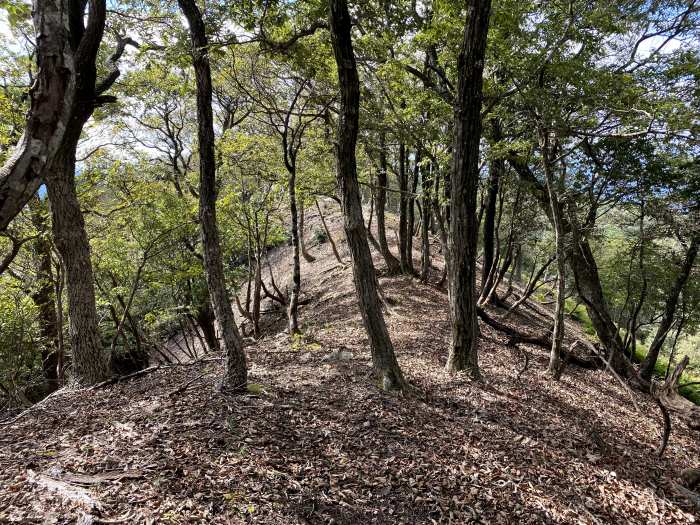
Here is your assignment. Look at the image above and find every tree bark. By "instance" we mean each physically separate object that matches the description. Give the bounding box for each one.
[299,204,315,263]
[420,161,433,281]
[375,133,401,274]
[640,235,698,380]
[286,161,301,335]
[445,0,492,377]
[328,0,406,391]
[481,121,503,297]
[0,1,111,230]
[178,0,247,392]
[194,300,220,353]
[398,142,410,273]
[45,143,110,385]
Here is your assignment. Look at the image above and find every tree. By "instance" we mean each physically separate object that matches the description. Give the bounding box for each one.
[177,0,247,392]
[328,0,406,391]
[445,0,492,377]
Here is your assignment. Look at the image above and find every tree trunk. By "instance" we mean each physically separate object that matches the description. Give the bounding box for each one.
[508,154,633,378]
[287,162,301,335]
[0,0,109,230]
[194,300,220,353]
[375,133,401,274]
[445,0,492,377]
[299,204,315,263]
[420,161,433,281]
[45,145,110,385]
[178,0,247,392]
[640,235,698,380]
[398,142,411,273]
[328,0,406,391]
[481,121,503,297]
[541,130,565,379]
[406,148,420,274]
[316,198,344,264]
[29,199,60,393]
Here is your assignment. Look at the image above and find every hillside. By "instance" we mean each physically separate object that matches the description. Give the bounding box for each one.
[1,202,698,524]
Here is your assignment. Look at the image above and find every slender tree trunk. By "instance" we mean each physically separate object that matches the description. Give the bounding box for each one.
[375,133,401,274]
[406,148,420,274]
[45,144,110,385]
[445,0,492,377]
[29,199,60,393]
[420,162,433,281]
[299,204,315,262]
[640,235,698,380]
[328,0,406,390]
[287,162,301,335]
[316,198,344,264]
[541,130,565,379]
[398,142,410,273]
[481,121,503,297]
[508,155,633,378]
[178,0,247,391]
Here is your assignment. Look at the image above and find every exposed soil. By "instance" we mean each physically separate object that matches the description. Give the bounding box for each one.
[1,201,698,524]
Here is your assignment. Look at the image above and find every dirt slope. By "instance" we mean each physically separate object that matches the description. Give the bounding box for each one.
[1,200,698,524]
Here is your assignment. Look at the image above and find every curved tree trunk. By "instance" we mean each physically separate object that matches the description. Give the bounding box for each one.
[640,235,698,380]
[508,154,633,378]
[0,0,110,230]
[328,0,406,391]
[299,204,315,263]
[446,0,492,377]
[178,0,247,392]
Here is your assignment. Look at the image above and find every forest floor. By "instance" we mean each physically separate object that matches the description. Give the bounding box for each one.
[1,201,699,524]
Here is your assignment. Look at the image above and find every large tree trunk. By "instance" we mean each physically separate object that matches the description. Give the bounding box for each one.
[328,0,406,391]
[481,121,503,298]
[640,235,698,380]
[0,0,109,230]
[178,0,247,392]
[45,144,110,385]
[445,0,492,377]
[375,133,401,274]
